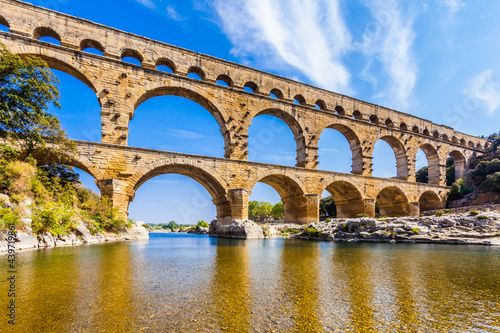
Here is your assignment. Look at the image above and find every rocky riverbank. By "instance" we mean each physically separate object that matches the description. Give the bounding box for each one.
[0,221,149,253]
[209,210,500,245]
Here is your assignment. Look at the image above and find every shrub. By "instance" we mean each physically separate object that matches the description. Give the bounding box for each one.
[411,227,419,235]
[304,226,320,236]
[356,213,369,218]
[435,211,443,216]
[445,209,451,213]
[196,220,209,228]
[31,202,78,236]
[477,216,489,220]
[469,211,479,216]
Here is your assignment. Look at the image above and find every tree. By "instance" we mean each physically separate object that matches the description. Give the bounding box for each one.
[0,43,74,160]
[415,166,428,183]
[320,196,336,218]
[248,200,273,221]
[271,202,284,219]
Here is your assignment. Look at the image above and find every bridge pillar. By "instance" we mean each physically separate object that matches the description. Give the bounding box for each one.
[336,199,367,218]
[227,188,251,222]
[363,199,376,218]
[96,179,131,216]
[283,194,319,224]
[296,146,318,169]
[378,201,419,217]
[352,155,373,176]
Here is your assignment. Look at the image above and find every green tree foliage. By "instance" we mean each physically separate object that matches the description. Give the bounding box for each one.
[415,166,428,183]
[319,196,336,218]
[0,43,74,160]
[448,178,474,200]
[248,200,274,220]
[165,220,180,230]
[446,157,456,186]
[271,202,284,219]
[196,220,209,228]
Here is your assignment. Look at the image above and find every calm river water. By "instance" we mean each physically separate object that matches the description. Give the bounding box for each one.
[1,233,500,332]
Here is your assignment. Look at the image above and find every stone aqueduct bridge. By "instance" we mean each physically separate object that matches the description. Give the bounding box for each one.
[0,0,490,223]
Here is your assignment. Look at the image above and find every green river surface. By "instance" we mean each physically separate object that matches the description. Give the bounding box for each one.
[1,233,500,332]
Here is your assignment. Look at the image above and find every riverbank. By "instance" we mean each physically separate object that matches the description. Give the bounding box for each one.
[0,221,149,253]
[210,209,500,245]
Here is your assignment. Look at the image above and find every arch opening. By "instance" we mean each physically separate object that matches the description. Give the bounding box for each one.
[80,39,104,56]
[448,150,466,184]
[385,119,394,127]
[18,53,98,94]
[419,144,441,185]
[415,148,429,183]
[352,110,362,120]
[324,181,364,218]
[412,126,419,133]
[251,174,307,223]
[248,182,283,222]
[376,186,410,217]
[318,124,362,174]
[42,68,101,141]
[293,94,306,105]
[400,122,408,131]
[315,100,327,110]
[419,191,442,212]
[121,49,143,66]
[423,129,430,136]
[155,58,175,73]
[216,74,233,87]
[33,27,61,45]
[248,111,299,166]
[270,88,284,100]
[369,115,379,124]
[130,165,230,223]
[373,136,408,179]
[442,134,450,142]
[244,81,258,93]
[335,106,345,116]
[187,66,205,80]
[0,15,9,32]
[131,92,226,156]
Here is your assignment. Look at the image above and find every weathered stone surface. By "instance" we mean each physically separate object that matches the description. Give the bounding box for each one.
[124,221,149,239]
[0,0,490,225]
[209,219,264,239]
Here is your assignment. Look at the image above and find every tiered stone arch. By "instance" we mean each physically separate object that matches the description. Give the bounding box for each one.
[9,45,102,95]
[133,84,233,157]
[323,180,365,218]
[376,186,414,217]
[250,170,314,223]
[317,123,364,174]
[250,108,306,166]
[419,191,443,211]
[377,136,410,180]
[128,159,231,221]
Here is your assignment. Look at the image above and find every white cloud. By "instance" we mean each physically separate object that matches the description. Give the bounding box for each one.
[214,0,353,94]
[463,70,500,114]
[134,0,156,9]
[166,6,186,21]
[359,0,417,110]
[146,128,206,139]
[439,0,465,13]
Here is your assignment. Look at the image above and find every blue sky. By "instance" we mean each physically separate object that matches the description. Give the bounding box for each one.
[8,0,500,224]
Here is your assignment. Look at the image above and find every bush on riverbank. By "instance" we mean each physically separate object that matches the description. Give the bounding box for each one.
[0,152,130,235]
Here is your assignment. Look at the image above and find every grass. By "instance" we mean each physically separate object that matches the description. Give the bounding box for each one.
[435,211,443,216]
[411,227,419,235]
[469,210,479,216]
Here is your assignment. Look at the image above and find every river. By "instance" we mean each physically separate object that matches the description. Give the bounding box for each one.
[1,233,500,332]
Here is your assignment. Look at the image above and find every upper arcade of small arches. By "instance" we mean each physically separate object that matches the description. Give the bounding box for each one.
[0,0,488,152]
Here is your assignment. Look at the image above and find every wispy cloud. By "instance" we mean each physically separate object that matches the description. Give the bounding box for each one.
[146,128,206,139]
[134,0,156,9]
[214,0,353,94]
[439,0,465,13]
[166,5,186,21]
[359,0,417,110]
[463,70,500,114]
[319,148,340,153]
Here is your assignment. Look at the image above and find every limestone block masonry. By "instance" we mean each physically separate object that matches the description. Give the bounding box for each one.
[0,0,489,223]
